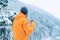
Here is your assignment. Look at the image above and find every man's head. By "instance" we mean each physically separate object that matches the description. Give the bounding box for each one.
[20,7,28,15]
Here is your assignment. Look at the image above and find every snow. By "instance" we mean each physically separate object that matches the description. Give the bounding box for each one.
[18,0,60,20]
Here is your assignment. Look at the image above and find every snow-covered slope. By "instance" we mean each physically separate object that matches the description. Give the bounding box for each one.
[0,0,60,40]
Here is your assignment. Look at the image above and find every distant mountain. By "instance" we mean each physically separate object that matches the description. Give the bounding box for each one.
[0,0,60,40]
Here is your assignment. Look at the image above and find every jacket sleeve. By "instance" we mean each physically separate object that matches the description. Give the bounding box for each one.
[23,18,35,36]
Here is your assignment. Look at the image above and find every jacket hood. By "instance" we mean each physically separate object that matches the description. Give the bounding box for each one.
[14,12,26,21]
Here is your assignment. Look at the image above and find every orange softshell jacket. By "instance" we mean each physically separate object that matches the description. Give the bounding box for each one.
[12,12,35,40]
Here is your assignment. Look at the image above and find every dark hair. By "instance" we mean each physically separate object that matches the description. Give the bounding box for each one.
[20,7,28,15]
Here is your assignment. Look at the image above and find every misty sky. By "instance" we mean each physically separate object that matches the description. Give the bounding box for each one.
[18,0,60,19]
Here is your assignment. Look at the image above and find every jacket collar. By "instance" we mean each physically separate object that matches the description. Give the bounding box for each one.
[15,12,26,21]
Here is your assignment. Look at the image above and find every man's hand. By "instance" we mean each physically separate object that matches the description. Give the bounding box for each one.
[30,20,35,25]
[30,20,33,22]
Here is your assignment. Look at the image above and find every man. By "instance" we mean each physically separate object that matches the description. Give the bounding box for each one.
[12,7,35,40]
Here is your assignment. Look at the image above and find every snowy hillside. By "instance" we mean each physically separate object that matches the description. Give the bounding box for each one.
[0,0,60,40]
